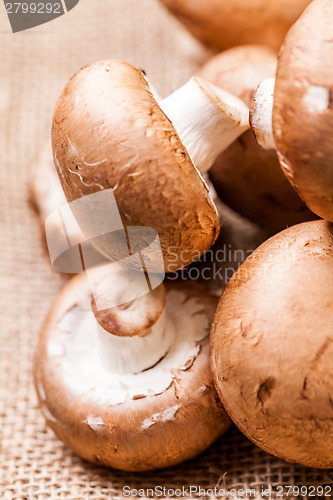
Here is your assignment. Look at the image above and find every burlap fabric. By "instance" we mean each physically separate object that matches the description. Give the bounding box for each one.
[1,1,333,498]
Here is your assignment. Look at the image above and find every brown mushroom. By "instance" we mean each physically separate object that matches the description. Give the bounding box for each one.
[211,220,333,468]
[250,0,333,222]
[198,45,315,232]
[52,61,249,273]
[35,267,230,471]
[159,0,311,51]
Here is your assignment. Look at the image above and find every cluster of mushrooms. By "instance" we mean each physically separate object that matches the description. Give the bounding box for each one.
[31,0,333,471]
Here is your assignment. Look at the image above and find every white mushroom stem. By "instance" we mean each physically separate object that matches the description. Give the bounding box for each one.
[96,307,175,374]
[250,78,276,150]
[89,269,175,374]
[160,77,250,174]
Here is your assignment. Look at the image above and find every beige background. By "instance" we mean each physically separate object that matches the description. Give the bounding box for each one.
[0,0,332,497]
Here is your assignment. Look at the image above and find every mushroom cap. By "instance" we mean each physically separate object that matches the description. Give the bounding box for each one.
[35,273,230,471]
[211,220,333,468]
[273,0,333,222]
[160,0,311,51]
[92,282,166,337]
[52,60,219,273]
[198,45,315,232]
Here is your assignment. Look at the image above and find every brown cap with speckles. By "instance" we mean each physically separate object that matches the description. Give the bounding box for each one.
[211,220,333,468]
[52,60,219,274]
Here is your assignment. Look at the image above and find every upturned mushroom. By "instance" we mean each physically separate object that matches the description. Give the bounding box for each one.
[211,220,333,468]
[159,0,311,51]
[35,267,231,471]
[198,45,314,232]
[250,0,333,222]
[52,60,249,273]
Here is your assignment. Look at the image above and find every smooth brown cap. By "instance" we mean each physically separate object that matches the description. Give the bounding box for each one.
[52,61,219,273]
[211,220,333,468]
[160,0,311,51]
[35,274,230,471]
[273,0,333,222]
[198,45,315,232]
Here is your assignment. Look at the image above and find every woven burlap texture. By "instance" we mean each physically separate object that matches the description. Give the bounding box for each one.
[0,0,332,498]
